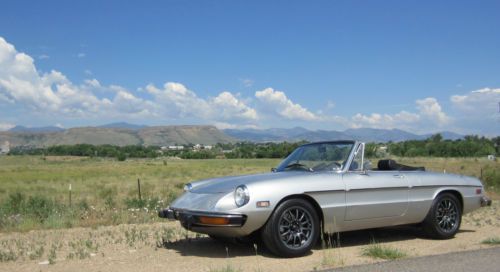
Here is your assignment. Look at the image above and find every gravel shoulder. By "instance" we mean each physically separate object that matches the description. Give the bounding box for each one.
[1,202,499,272]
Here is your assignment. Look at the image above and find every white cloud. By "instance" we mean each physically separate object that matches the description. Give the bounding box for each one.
[255,88,318,121]
[451,88,500,118]
[351,111,420,129]
[0,122,15,131]
[0,37,154,119]
[77,53,86,58]
[38,54,49,60]
[415,97,450,125]
[1,36,497,135]
[84,79,100,88]
[146,82,211,118]
[240,78,254,87]
[146,82,258,123]
[211,92,258,121]
[448,88,500,135]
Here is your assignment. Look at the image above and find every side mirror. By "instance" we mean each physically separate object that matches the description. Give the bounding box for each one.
[271,167,277,172]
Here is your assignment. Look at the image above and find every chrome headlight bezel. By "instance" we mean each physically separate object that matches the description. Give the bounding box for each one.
[183,183,193,192]
[234,185,250,207]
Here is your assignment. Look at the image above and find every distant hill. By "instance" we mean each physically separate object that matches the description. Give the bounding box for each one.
[98,122,148,130]
[1,123,466,148]
[223,127,464,143]
[0,125,235,147]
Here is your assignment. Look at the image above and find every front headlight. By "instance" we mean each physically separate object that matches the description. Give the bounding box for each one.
[183,183,193,192]
[234,185,250,207]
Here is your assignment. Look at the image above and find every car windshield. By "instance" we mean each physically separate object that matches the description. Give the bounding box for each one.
[276,142,354,172]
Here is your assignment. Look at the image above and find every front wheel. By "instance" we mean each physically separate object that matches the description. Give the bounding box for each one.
[422,193,462,239]
[261,198,320,257]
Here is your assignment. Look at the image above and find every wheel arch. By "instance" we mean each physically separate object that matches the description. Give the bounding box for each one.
[434,189,464,211]
[270,194,325,231]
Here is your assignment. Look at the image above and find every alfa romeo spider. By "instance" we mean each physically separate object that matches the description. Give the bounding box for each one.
[159,141,491,257]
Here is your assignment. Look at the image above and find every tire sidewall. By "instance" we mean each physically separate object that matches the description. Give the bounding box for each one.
[263,198,320,257]
[427,193,462,239]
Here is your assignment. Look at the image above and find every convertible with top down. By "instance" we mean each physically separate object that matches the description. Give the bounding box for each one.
[159,141,492,257]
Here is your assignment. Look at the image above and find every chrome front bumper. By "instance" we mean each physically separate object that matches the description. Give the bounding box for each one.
[158,208,247,228]
[481,196,492,207]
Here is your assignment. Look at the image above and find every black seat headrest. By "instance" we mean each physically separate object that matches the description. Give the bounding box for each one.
[378,159,397,171]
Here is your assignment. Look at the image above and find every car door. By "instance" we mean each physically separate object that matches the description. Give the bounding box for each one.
[344,144,409,221]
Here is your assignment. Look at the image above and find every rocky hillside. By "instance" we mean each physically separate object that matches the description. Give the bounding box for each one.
[0,125,235,147]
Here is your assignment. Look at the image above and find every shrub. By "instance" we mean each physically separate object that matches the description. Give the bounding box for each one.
[482,167,500,192]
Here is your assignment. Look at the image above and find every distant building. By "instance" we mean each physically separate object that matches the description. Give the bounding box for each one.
[193,144,202,150]
[204,145,213,150]
[0,141,10,155]
[161,145,184,151]
[169,145,184,150]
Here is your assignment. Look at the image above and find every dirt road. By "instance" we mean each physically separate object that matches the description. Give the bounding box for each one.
[1,202,499,272]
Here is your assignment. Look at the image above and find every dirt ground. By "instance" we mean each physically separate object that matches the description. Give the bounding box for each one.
[1,202,499,272]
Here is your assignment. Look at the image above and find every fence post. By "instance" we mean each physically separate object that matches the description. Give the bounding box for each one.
[137,178,142,201]
[480,167,483,180]
[69,183,72,207]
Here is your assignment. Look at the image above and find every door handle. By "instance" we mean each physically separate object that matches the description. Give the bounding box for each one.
[393,174,405,179]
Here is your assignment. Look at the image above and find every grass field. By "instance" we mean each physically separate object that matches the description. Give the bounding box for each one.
[0,155,498,232]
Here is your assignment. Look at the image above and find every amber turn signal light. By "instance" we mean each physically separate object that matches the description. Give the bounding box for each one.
[199,216,230,225]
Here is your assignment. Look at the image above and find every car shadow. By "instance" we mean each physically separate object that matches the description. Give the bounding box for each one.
[158,236,269,258]
[316,225,476,249]
[158,225,476,258]
[317,225,423,249]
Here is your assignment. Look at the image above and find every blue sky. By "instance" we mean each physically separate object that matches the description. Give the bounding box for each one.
[0,0,499,135]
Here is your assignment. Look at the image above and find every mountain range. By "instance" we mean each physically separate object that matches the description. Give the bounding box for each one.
[222,127,464,143]
[0,123,464,148]
[0,125,235,147]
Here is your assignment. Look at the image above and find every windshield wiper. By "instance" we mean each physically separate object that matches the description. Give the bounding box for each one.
[284,163,313,172]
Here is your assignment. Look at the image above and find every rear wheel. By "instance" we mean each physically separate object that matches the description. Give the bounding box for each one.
[261,198,319,257]
[422,193,462,239]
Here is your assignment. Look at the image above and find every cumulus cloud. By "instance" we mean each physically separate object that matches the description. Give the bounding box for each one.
[0,36,496,134]
[351,111,420,129]
[451,88,500,118]
[146,82,211,118]
[146,83,258,123]
[255,88,318,121]
[416,97,450,125]
[211,92,258,121]
[0,37,153,119]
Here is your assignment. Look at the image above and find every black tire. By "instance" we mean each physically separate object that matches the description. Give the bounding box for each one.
[422,193,462,239]
[261,198,320,257]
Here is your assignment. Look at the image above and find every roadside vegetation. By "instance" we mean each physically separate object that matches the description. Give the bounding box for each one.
[362,242,407,260]
[481,237,500,245]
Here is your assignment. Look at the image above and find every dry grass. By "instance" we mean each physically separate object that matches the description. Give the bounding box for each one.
[0,156,498,232]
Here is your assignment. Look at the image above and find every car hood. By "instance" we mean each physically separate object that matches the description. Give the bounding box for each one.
[190,171,311,194]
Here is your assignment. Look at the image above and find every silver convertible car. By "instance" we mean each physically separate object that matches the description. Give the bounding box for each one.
[159,141,492,257]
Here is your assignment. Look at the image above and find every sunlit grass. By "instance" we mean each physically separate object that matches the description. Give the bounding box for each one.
[362,243,407,260]
[481,237,500,245]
